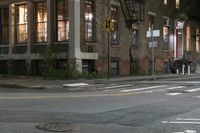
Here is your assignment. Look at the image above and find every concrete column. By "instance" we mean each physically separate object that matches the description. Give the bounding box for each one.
[27,0,33,54]
[8,4,15,56]
[188,65,191,75]
[26,1,34,74]
[47,0,53,46]
[182,64,185,75]
[69,0,82,71]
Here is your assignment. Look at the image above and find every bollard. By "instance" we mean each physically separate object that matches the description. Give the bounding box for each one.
[176,69,179,75]
[188,65,191,75]
[182,64,185,75]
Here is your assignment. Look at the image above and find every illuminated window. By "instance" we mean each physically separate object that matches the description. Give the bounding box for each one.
[85,0,95,42]
[148,15,154,31]
[111,5,119,45]
[36,2,47,43]
[164,0,167,5]
[57,0,69,42]
[16,4,27,44]
[196,29,199,52]
[163,18,169,43]
[0,7,9,45]
[176,0,180,9]
[186,26,190,51]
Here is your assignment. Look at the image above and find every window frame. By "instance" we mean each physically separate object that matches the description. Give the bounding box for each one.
[111,4,119,45]
[163,17,169,43]
[35,1,47,43]
[56,0,69,42]
[84,0,96,43]
[15,3,28,45]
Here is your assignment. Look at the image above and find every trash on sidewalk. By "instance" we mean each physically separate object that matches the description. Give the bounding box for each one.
[62,83,89,87]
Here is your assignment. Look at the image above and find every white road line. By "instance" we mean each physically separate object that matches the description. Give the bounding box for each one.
[166,93,182,96]
[105,84,132,89]
[162,121,200,124]
[185,88,200,92]
[120,85,167,92]
[167,86,185,90]
[176,118,200,121]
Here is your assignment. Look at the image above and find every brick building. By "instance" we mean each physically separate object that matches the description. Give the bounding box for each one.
[0,0,199,76]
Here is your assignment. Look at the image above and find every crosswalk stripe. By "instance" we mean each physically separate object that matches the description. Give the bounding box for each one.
[167,86,185,90]
[185,88,200,92]
[105,84,132,89]
[167,93,182,96]
[120,85,167,92]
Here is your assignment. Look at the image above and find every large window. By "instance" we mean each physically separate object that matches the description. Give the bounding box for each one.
[111,5,119,45]
[16,4,27,44]
[186,25,191,51]
[148,14,154,31]
[36,2,47,43]
[0,7,9,45]
[164,0,167,5]
[176,0,180,9]
[57,0,69,42]
[163,18,169,43]
[84,0,95,42]
[196,29,199,52]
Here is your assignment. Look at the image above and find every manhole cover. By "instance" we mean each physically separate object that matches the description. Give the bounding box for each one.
[36,123,80,132]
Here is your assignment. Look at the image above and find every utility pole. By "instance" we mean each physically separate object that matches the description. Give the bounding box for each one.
[151,25,155,78]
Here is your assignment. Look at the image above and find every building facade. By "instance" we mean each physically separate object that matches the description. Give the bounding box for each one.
[0,0,199,76]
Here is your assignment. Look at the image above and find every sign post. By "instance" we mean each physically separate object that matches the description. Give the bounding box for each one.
[146,27,160,79]
[103,17,113,80]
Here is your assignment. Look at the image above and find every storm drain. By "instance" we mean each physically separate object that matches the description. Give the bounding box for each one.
[35,123,80,132]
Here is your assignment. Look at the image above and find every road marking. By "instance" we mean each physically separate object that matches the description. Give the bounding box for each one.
[185,88,200,92]
[176,118,200,121]
[162,121,200,124]
[172,130,196,133]
[105,84,132,89]
[185,130,197,133]
[120,85,167,92]
[166,93,182,96]
[167,86,185,90]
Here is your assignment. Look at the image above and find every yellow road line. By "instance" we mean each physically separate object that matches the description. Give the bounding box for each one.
[0,93,138,100]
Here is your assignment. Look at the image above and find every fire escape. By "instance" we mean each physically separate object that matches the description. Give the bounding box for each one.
[118,0,146,29]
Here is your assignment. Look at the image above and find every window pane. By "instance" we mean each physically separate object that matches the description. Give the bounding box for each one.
[37,22,47,42]
[85,21,93,42]
[36,2,47,43]
[111,5,118,45]
[57,0,69,42]
[16,4,27,44]
[84,0,95,42]
[58,21,69,41]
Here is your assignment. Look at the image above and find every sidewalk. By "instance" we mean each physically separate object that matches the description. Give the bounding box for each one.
[0,73,199,90]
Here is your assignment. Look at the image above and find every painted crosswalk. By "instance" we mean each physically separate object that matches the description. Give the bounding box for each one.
[120,85,168,92]
[100,83,200,96]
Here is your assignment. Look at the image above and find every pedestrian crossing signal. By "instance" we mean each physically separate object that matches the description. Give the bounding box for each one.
[103,17,113,32]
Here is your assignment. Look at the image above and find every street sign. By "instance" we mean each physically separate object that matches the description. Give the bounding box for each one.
[149,41,157,48]
[146,30,160,38]
[103,17,113,32]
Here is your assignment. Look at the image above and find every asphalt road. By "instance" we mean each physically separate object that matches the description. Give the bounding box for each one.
[1,76,200,133]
